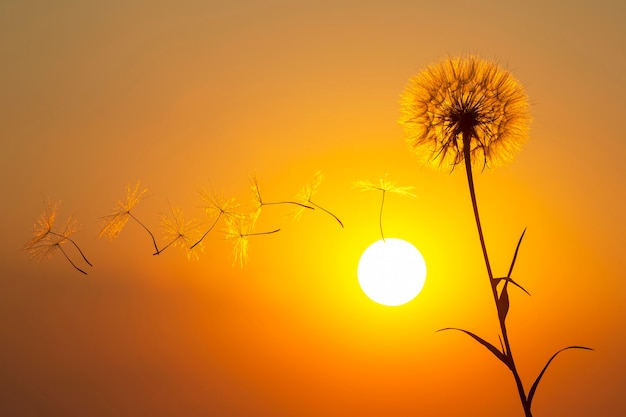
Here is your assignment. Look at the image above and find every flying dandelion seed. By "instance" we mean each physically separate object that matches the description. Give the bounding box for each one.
[294,171,343,227]
[224,213,280,267]
[99,181,159,253]
[156,205,203,260]
[24,198,58,249]
[249,175,314,217]
[354,174,415,241]
[399,55,530,171]
[191,188,240,249]
[24,199,92,274]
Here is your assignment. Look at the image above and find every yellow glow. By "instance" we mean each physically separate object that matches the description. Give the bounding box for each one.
[357,238,427,306]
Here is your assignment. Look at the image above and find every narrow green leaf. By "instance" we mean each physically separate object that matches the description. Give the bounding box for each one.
[527,346,594,407]
[437,327,510,368]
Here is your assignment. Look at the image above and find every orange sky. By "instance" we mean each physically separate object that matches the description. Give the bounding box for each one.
[1,1,625,416]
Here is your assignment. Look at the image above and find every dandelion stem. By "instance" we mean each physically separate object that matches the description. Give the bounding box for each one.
[250,228,281,236]
[191,213,222,250]
[379,190,386,242]
[462,133,532,417]
[310,201,344,228]
[246,228,281,237]
[154,235,182,256]
[57,244,88,275]
[128,211,159,254]
[49,231,92,266]
[263,201,314,210]
[462,150,493,281]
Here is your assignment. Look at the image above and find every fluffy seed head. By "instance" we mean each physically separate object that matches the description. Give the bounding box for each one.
[399,56,530,170]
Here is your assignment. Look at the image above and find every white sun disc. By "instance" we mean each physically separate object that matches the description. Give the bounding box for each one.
[357,238,427,306]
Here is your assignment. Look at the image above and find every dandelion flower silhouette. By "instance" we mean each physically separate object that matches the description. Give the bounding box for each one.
[399,56,530,170]
[224,213,280,267]
[354,175,415,241]
[294,171,343,227]
[192,188,240,249]
[99,181,159,253]
[157,205,203,260]
[24,199,92,274]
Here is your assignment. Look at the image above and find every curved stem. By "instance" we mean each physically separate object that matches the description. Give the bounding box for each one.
[191,212,222,249]
[462,148,493,282]
[263,201,314,209]
[153,235,181,256]
[57,244,87,275]
[462,133,531,416]
[50,232,92,266]
[310,201,344,228]
[246,228,281,237]
[379,190,386,242]
[128,212,159,254]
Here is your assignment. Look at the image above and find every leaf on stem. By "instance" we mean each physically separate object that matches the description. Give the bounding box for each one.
[507,228,527,278]
[437,327,510,368]
[497,285,510,323]
[493,277,531,296]
[527,346,594,407]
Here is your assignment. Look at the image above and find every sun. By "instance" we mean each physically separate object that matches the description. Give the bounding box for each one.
[357,238,427,306]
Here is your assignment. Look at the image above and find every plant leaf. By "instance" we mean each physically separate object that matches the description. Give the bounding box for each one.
[507,227,526,278]
[493,276,531,296]
[527,346,594,407]
[437,327,510,368]
[497,285,510,323]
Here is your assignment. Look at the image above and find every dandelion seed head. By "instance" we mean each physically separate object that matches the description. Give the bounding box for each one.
[119,182,149,212]
[249,175,263,209]
[160,206,203,260]
[199,188,239,218]
[23,209,76,262]
[99,181,148,239]
[59,215,79,239]
[24,199,59,250]
[24,235,63,261]
[399,56,530,170]
[224,214,253,267]
[353,174,416,197]
[294,171,325,221]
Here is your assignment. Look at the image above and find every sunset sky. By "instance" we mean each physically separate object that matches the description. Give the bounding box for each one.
[1,1,625,416]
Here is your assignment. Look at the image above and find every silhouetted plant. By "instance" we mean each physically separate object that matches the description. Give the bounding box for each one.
[191,187,239,249]
[400,55,591,416]
[353,174,415,241]
[294,171,343,227]
[155,204,203,260]
[99,181,159,254]
[224,213,280,267]
[24,199,92,275]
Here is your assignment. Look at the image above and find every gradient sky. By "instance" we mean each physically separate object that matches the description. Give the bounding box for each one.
[1,1,625,416]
